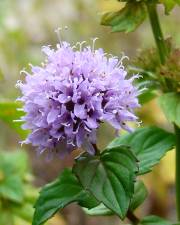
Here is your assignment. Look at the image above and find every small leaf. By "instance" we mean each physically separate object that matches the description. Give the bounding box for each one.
[0,102,28,138]
[140,215,174,225]
[0,152,24,203]
[83,203,113,216]
[32,169,98,225]
[130,180,148,211]
[159,0,178,14]
[109,126,175,175]
[24,185,39,204]
[136,80,158,104]
[73,146,138,219]
[12,203,34,222]
[101,2,147,33]
[3,151,29,178]
[0,175,24,203]
[159,93,180,127]
[138,91,157,104]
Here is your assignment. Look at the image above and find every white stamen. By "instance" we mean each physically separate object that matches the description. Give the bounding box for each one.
[16,80,23,88]
[76,41,86,53]
[17,108,23,111]
[67,140,75,146]
[55,27,63,46]
[56,44,61,49]
[19,140,26,147]
[13,119,23,122]
[137,120,142,127]
[20,69,28,76]
[72,45,77,50]
[116,53,129,69]
[121,55,129,61]
[91,37,99,52]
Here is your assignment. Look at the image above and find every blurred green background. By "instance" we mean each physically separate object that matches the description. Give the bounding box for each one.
[0,0,179,224]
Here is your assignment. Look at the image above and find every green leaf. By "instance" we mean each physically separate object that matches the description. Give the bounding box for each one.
[0,175,24,203]
[130,180,148,211]
[101,2,147,33]
[158,93,180,127]
[12,203,34,222]
[136,80,158,104]
[108,126,175,175]
[73,146,138,219]
[140,215,174,225]
[0,152,24,203]
[24,185,39,204]
[83,203,113,216]
[32,169,98,225]
[138,91,157,104]
[3,151,29,178]
[83,180,147,216]
[159,0,178,14]
[0,102,28,138]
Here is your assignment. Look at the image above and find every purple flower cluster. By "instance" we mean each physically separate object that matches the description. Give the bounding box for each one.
[17,37,140,157]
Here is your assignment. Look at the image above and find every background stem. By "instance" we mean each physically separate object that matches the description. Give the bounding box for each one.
[147,2,180,221]
[147,3,170,91]
[174,125,180,221]
[147,3,168,65]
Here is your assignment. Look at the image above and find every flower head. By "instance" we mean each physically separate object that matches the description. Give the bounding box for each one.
[17,29,140,157]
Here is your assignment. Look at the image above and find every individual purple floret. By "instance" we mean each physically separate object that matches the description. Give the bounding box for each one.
[16,29,140,157]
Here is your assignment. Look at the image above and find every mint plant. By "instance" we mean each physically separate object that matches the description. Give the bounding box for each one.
[15,1,180,225]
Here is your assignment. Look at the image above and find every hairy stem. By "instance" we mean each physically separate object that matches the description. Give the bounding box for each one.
[92,143,100,155]
[147,3,168,64]
[127,210,140,225]
[174,125,180,220]
[147,2,180,221]
[147,2,170,91]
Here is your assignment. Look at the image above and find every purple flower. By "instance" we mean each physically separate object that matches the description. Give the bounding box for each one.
[16,34,140,157]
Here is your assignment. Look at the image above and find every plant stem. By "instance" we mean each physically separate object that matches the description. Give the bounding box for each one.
[127,210,140,225]
[147,2,170,91]
[147,3,168,65]
[147,2,180,221]
[174,125,180,221]
[92,143,100,155]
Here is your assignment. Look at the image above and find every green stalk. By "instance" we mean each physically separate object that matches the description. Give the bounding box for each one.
[147,3,168,65]
[147,3,180,220]
[174,125,180,220]
[147,2,170,91]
